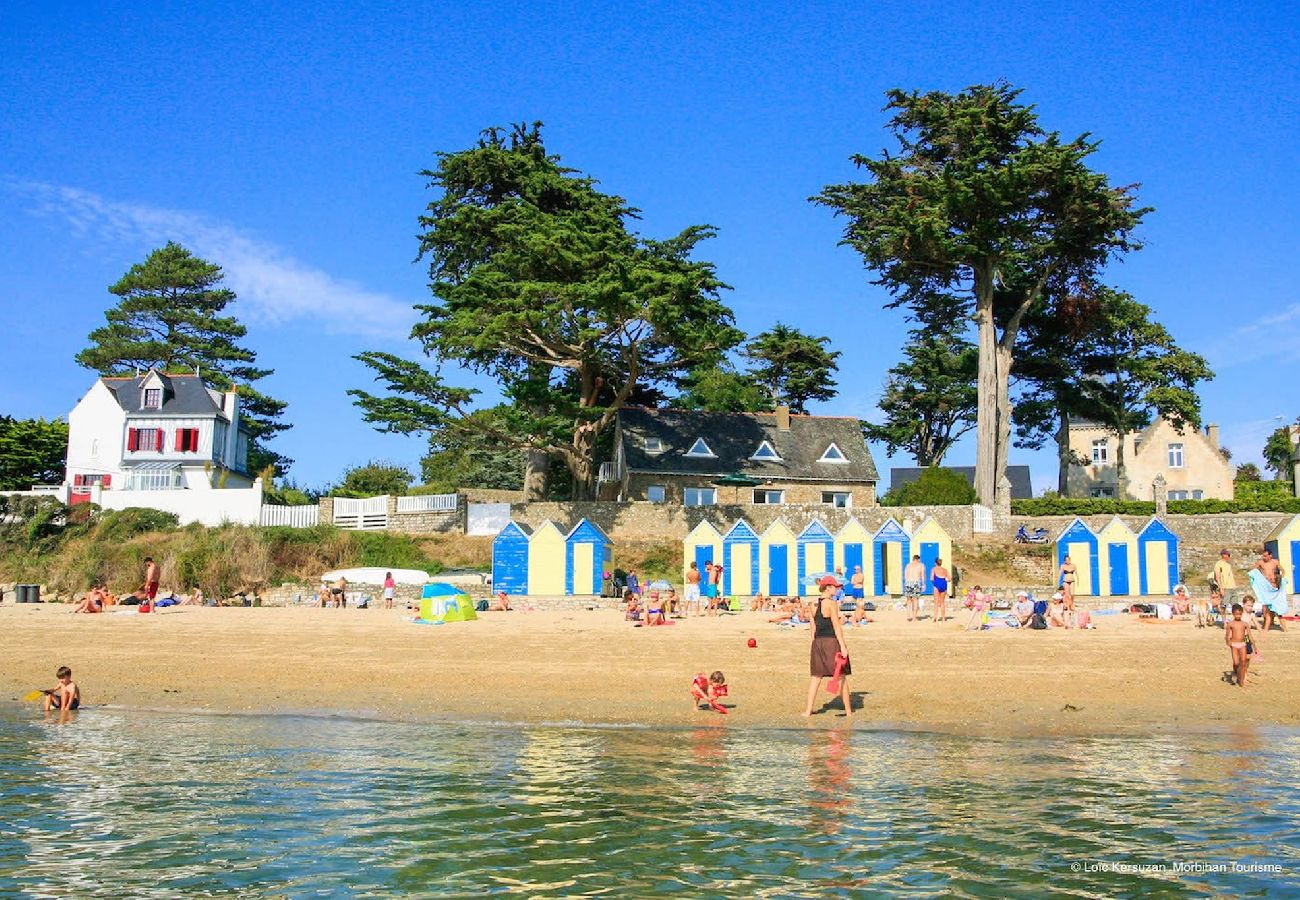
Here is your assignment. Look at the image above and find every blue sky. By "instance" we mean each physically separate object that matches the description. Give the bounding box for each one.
[2,2,1296,490]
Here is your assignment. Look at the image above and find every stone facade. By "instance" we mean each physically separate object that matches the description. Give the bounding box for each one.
[1067,418,1233,501]
[624,473,875,509]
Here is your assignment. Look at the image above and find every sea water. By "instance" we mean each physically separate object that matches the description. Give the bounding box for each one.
[0,706,1297,898]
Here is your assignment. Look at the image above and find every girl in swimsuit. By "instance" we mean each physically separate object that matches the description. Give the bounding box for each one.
[1059,556,1077,607]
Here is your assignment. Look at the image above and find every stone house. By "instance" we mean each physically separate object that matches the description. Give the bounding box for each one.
[602,406,879,507]
[1066,417,1233,501]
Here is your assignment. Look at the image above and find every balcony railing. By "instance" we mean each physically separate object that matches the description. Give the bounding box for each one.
[598,461,622,483]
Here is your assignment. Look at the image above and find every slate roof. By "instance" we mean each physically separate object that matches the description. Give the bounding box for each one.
[101,372,229,418]
[889,465,1034,500]
[617,408,878,483]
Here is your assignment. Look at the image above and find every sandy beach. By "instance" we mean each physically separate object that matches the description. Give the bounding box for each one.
[3,603,1297,734]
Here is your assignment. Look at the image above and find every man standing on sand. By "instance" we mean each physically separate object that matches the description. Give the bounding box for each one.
[1255,549,1288,633]
[1213,550,1237,592]
[685,562,702,616]
[904,555,926,622]
[143,556,160,603]
[850,566,865,600]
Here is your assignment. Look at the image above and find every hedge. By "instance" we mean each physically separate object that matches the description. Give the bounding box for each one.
[1012,497,1300,516]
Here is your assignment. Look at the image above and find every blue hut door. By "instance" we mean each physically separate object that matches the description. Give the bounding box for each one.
[843,543,864,593]
[694,545,713,577]
[919,542,939,593]
[1108,544,1130,596]
[1291,541,1300,593]
[768,545,789,596]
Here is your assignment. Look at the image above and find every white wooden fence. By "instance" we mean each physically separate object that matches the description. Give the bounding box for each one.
[973,504,994,534]
[395,493,458,513]
[333,495,390,530]
[260,504,320,527]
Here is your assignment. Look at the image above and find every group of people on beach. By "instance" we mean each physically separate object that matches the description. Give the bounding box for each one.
[71,557,205,613]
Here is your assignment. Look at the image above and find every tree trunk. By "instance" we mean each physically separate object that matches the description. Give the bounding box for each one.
[523,450,549,501]
[972,271,999,507]
[568,423,599,500]
[1114,430,1128,500]
[1056,409,1071,495]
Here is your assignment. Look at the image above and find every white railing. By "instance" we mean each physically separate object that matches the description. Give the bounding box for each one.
[333,495,389,530]
[598,461,621,482]
[30,485,63,494]
[261,504,320,527]
[973,504,994,534]
[396,493,458,513]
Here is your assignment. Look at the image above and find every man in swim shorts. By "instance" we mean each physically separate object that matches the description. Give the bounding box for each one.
[904,555,926,622]
[143,556,160,601]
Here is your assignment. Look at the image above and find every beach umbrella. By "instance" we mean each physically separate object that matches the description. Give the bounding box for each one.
[711,473,761,504]
[647,579,673,590]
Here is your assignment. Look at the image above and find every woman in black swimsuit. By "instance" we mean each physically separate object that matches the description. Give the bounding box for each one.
[803,582,852,718]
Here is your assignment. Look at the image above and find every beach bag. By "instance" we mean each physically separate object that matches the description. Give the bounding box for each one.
[476,599,489,612]
[1029,613,1047,630]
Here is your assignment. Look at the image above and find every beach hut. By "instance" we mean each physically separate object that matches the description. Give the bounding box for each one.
[871,518,910,596]
[1263,514,1300,595]
[526,520,567,596]
[797,520,836,596]
[491,521,532,596]
[683,520,724,585]
[835,518,874,597]
[1096,516,1139,597]
[1137,518,1180,597]
[1055,518,1100,597]
[909,517,954,594]
[565,519,612,596]
[722,520,761,597]
[759,520,798,597]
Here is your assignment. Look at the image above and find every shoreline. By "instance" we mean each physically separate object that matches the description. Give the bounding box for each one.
[3,605,1298,735]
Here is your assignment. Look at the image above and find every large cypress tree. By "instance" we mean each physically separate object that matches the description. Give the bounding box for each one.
[76,242,290,473]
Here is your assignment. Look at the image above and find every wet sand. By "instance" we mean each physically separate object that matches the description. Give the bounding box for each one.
[2,604,1297,733]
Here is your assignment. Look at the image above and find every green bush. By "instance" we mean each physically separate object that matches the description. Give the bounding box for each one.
[1232,479,1293,504]
[1167,497,1300,514]
[881,467,977,506]
[347,532,443,573]
[94,507,180,541]
[1011,498,1157,516]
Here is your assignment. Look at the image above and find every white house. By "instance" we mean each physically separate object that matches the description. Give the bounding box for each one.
[65,370,259,517]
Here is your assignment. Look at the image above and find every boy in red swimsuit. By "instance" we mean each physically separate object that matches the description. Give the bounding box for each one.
[690,671,729,713]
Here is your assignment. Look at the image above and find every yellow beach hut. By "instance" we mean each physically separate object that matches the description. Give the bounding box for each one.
[759,520,798,597]
[722,520,760,597]
[1137,518,1180,597]
[526,520,567,596]
[796,520,836,596]
[1055,518,1099,597]
[683,520,724,585]
[835,518,874,598]
[871,518,910,597]
[909,517,954,594]
[1264,514,1300,595]
[1096,516,1139,597]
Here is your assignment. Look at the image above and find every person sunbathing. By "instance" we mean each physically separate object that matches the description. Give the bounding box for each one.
[750,592,770,612]
[644,591,667,626]
[1170,585,1191,617]
[494,590,512,611]
[848,600,872,626]
[624,594,643,622]
[73,585,105,614]
[181,587,204,606]
[1048,593,1070,628]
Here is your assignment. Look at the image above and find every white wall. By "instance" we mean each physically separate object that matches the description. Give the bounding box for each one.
[92,480,264,526]
[66,381,126,483]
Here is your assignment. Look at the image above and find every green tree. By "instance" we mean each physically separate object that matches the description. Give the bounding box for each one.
[882,466,977,506]
[863,299,976,465]
[329,461,414,498]
[816,83,1147,506]
[0,416,69,490]
[76,242,290,474]
[743,323,840,413]
[1263,420,1298,479]
[1236,462,1262,482]
[420,410,525,493]
[675,364,770,413]
[350,123,742,499]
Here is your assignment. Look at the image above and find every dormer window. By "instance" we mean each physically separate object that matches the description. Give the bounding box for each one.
[819,443,848,463]
[643,437,665,454]
[685,438,716,458]
[143,388,162,409]
[750,440,782,462]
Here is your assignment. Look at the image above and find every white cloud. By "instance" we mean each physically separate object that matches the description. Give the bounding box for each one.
[13,181,416,338]
[1213,304,1300,369]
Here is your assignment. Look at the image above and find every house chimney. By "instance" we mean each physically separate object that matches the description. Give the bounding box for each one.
[775,405,791,431]
[1206,424,1219,449]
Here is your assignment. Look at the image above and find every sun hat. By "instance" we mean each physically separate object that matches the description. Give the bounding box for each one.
[1015,591,1029,599]
[1052,591,1064,601]
[818,575,840,588]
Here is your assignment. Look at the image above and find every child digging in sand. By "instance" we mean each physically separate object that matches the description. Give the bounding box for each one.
[43,666,81,722]
[1225,604,1251,688]
[690,671,729,714]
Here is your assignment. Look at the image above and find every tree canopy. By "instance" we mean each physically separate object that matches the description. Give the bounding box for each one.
[0,416,68,490]
[1263,420,1299,479]
[329,461,414,498]
[882,466,977,506]
[742,323,840,414]
[351,123,742,499]
[76,242,290,474]
[816,83,1148,506]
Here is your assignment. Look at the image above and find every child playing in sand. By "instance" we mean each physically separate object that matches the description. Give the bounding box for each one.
[1225,603,1251,687]
[690,671,729,713]
[43,666,81,721]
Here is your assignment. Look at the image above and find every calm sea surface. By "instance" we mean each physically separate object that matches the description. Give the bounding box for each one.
[0,706,1297,898]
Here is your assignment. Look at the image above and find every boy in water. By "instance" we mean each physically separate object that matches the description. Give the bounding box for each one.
[1225,604,1251,688]
[43,666,81,721]
[690,671,729,713]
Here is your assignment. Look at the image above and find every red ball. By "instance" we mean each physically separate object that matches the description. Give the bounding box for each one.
[747,638,757,648]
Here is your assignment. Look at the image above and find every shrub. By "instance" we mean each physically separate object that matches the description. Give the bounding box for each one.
[882,467,977,506]
[94,507,180,541]
[1011,498,1155,516]
[347,532,444,572]
[1232,479,1293,504]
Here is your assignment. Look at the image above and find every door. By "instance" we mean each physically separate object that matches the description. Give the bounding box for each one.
[1143,541,1170,595]
[768,544,789,596]
[884,543,902,595]
[920,542,939,593]
[1291,541,1300,594]
[694,544,714,578]
[572,543,595,594]
[1067,541,1093,595]
[843,543,864,594]
[729,543,753,596]
[1108,543,1130,596]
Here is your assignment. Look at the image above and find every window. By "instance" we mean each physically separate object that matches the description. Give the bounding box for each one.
[685,438,715,458]
[646,485,666,503]
[1192,489,1203,500]
[175,428,201,453]
[684,487,716,506]
[1167,443,1185,468]
[1091,439,1108,463]
[752,489,785,505]
[822,491,852,508]
[750,441,781,461]
[819,443,847,462]
[143,388,162,409]
[126,468,183,491]
[128,428,163,452]
[213,422,228,462]
[1089,486,1116,498]
[643,437,664,454]
[1169,490,1189,501]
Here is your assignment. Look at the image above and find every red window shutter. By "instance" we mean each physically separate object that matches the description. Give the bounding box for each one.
[155,431,163,452]
[102,474,112,488]
[176,428,184,451]
[190,428,199,452]
[127,428,137,451]
[74,474,83,486]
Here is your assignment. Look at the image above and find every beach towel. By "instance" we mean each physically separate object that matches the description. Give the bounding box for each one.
[1248,569,1289,616]
[826,653,849,694]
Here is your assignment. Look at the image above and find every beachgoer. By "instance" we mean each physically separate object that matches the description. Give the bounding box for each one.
[1208,585,1225,620]
[73,585,105,614]
[1059,555,1076,606]
[685,562,702,616]
[750,592,768,612]
[1171,584,1191,617]
[1048,592,1070,628]
[625,570,641,598]
[317,581,331,608]
[931,558,950,624]
[1225,603,1250,688]
[709,562,724,614]
[903,555,925,622]
[691,671,729,713]
[1254,550,1288,633]
[645,592,666,626]
[624,594,642,622]
[43,665,80,722]
[964,585,989,631]
[333,575,348,609]
[181,587,204,606]
[142,556,160,603]
[1213,550,1237,591]
[383,572,396,610]
[494,590,511,611]
[1012,591,1034,628]
[850,566,864,600]
[664,588,679,616]
[1241,595,1265,650]
[804,579,852,718]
